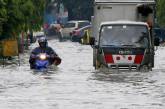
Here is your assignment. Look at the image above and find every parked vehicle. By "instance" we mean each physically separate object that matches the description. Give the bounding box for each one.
[33,31,45,39]
[71,25,91,42]
[44,22,61,36]
[90,0,159,71]
[61,20,91,39]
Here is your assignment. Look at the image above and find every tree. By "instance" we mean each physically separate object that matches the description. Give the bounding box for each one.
[157,0,165,27]
[0,0,7,35]
[30,0,45,31]
[0,0,46,40]
[62,0,93,20]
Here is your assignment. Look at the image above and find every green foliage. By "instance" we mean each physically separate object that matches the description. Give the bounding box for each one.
[0,0,7,35]
[30,0,45,31]
[157,0,165,27]
[62,0,93,20]
[0,0,45,40]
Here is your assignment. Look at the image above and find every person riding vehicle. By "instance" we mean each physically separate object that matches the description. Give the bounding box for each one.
[29,36,61,69]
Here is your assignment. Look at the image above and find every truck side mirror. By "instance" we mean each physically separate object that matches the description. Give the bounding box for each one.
[90,37,95,45]
[137,4,153,17]
[154,37,160,46]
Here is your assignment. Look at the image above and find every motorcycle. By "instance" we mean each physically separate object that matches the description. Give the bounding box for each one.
[34,53,61,71]
[35,53,50,70]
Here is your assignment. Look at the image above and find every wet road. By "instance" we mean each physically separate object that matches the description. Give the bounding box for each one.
[0,39,165,109]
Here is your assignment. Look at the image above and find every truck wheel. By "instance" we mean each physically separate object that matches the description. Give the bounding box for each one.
[140,65,149,72]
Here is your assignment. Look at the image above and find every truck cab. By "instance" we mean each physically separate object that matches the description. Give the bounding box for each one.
[91,0,157,71]
[93,21,154,70]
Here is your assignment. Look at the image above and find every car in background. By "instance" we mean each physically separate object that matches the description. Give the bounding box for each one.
[44,22,61,36]
[61,20,91,39]
[33,31,45,39]
[70,25,92,42]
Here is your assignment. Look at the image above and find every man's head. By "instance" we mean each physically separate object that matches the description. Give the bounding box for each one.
[38,37,47,48]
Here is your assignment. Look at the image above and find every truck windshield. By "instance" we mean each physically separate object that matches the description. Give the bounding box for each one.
[64,22,75,28]
[100,25,149,48]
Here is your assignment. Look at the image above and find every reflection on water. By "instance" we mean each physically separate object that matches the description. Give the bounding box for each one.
[91,69,148,83]
[31,67,60,80]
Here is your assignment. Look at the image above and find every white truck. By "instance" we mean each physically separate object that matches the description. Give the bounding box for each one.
[90,0,159,71]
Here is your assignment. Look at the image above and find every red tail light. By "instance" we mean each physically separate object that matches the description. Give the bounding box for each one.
[134,55,144,64]
[72,31,76,34]
[76,31,80,35]
[104,54,114,63]
[73,30,80,36]
[75,28,79,30]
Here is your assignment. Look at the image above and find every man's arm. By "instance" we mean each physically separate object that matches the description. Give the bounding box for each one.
[48,47,58,56]
[29,47,39,62]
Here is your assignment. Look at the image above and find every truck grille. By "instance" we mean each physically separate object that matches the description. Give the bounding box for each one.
[108,64,139,71]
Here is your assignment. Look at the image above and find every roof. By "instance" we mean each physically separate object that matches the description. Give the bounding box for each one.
[68,20,90,23]
[75,25,92,30]
[100,21,148,26]
[95,0,155,4]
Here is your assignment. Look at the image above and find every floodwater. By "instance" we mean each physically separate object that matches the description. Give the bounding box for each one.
[0,39,165,109]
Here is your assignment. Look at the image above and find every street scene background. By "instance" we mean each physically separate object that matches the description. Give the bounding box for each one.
[1,0,165,109]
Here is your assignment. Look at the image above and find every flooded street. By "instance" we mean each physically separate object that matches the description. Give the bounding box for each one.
[0,39,165,109]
